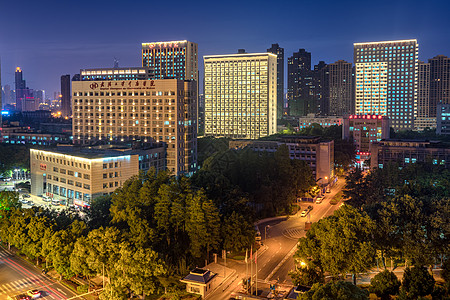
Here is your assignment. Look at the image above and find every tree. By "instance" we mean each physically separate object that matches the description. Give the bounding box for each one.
[289,266,324,287]
[299,281,369,300]
[114,243,166,298]
[222,211,255,252]
[295,205,375,284]
[86,195,112,230]
[401,266,435,298]
[370,270,401,300]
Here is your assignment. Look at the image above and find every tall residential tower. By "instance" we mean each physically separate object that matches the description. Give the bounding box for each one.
[267,44,284,119]
[354,39,418,130]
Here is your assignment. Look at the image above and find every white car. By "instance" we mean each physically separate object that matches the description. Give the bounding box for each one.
[315,197,323,204]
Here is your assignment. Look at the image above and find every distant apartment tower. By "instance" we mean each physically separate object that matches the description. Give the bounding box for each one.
[288,49,313,116]
[314,61,329,116]
[142,40,198,81]
[61,75,71,117]
[328,60,353,116]
[354,39,419,130]
[72,68,198,175]
[204,52,277,139]
[430,55,450,112]
[416,61,434,130]
[267,43,285,119]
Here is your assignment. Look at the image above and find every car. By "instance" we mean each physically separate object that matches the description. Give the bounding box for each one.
[22,194,31,198]
[26,290,41,299]
[42,196,51,202]
[300,209,309,217]
[315,197,323,204]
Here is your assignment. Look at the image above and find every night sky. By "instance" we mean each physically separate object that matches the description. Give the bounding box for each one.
[1,0,449,96]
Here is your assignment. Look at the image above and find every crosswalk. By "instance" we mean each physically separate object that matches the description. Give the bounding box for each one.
[282,227,304,239]
[0,275,46,295]
[0,249,10,258]
[0,249,46,295]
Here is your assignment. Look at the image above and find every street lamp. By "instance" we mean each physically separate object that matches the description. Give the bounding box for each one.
[265,225,270,241]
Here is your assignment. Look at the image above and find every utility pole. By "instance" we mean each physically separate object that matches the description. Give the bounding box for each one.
[250,245,253,295]
[255,251,258,296]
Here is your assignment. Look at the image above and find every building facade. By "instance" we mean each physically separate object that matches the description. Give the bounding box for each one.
[354,40,419,130]
[371,139,450,169]
[61,75,71,118]
[314,61,329,116]
[342,114,390,165]
[328,60,353,116]
[229,136,334,185]
[80,67,153,81]
[142,40,198,81]
[267,43,285,119]
[287,49,313,116]
[430,55,450,114]
[437,103,450,135]
[203,52,277,139]
[72,77,198,176]
[416,61,434,130]
[298,114,343,129]
[30,148,139,206]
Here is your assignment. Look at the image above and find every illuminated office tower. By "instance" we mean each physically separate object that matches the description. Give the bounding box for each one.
[72,68,198,176]
[354,39,418,130]
[142,40,198,81]
[204,52,277,139]
[267,44,284,119]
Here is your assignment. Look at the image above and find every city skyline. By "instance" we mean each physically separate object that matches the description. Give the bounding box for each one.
[1,0,450,95]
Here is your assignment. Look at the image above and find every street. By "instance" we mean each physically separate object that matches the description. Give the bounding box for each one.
[0,247,77,299]
[207,178,346,299]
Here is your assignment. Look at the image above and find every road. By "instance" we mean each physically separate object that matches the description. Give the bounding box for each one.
[207,178,346,300]
[0,247,77,299]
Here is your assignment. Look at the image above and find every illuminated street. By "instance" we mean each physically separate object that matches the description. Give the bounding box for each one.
[0,247,77,299]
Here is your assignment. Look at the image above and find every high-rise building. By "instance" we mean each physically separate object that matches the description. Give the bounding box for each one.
[72,71,198,176]
[61,75,71,117]
[287,49,313,116]
[15,67,27,109]
[313,61,328,116]
[328,60,353,116]
[416,61,434,130]
[203,52,277,139]
[429,55,450,112]
[354,39,419,130]
[3,84,11,106]
[267,44,284,119]
[142,40,198,81]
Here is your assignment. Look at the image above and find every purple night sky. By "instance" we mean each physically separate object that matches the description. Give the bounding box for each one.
[1,0,449,96]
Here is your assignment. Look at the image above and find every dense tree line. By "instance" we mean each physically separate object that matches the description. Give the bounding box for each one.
[0,170,257,299]
[193,145,314,218]
[291,163,450,298]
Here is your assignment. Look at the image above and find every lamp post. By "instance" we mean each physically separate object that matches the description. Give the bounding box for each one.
[265,225,270,241]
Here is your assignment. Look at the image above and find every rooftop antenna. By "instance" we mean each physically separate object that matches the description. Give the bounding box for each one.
[113,57,119,68]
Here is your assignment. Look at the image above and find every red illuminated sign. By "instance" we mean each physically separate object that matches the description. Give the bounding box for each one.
[40,164,47,171]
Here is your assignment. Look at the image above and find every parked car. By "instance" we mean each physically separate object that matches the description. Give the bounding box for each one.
[22,194,31,198]
[315,197,323,204]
